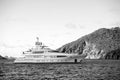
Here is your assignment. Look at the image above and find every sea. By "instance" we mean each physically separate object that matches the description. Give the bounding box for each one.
[0,60,120,80]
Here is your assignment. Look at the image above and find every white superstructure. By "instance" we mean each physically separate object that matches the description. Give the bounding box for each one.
[14,37,86,63]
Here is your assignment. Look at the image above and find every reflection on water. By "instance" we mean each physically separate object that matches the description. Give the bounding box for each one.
[0,60,120,80]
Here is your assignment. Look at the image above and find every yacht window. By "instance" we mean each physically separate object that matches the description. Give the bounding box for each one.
[48,50,59,52]
[33,51,44,53]
[57,55,67,57]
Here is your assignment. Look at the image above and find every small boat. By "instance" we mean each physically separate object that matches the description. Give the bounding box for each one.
[14,37,86,63]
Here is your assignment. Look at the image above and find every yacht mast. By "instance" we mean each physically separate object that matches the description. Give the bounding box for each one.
[36,37,39,42]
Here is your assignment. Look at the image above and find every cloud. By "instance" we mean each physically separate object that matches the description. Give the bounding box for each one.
[78,24,86,29]
[108,22,120,27]
[65,23,87,30]
[109,8,120,16]
[0,43,16,48]
[65,23,77,29]
[0,42,31,49]
[0,42,32,57]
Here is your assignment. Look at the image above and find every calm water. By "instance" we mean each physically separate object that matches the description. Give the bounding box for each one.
[0,60,120,80]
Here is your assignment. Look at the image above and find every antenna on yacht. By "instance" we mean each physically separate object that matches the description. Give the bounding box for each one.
[36,37,39,42]
[36,37,42,46]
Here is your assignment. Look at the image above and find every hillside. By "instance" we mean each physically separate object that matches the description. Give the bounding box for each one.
[57,27,120,59]
[0,55,6,60]
[0,55,15,63]
[0,55,7,63]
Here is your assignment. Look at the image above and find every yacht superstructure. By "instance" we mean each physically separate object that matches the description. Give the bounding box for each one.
[14,37,86,63]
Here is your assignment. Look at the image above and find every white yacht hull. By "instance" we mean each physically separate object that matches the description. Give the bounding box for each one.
[14,56,84,63]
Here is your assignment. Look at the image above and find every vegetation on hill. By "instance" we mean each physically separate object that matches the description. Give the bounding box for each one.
[57,27,120,59]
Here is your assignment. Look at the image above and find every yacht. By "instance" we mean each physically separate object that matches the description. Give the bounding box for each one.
[14,37,86,63]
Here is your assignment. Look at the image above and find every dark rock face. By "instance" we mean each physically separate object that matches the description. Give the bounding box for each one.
[105,49,120,59]
[0,55,6,60]
[57,39,86,54]
[57,27,120,59]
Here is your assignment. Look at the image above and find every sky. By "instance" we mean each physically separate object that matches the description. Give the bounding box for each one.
[0,0,120,57]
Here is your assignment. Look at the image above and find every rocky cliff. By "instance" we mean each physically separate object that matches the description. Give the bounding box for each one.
[57,27,120,59]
